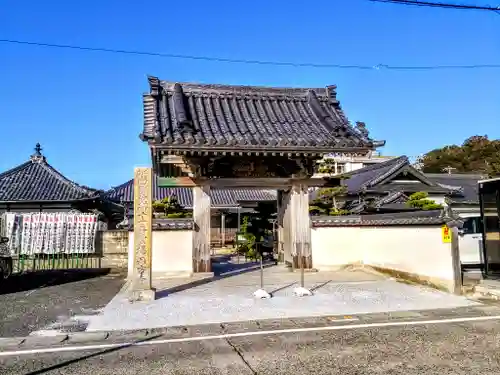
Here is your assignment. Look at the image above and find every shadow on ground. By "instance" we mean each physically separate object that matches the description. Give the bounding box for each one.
[0,268,115,295]
[156,255,278,299]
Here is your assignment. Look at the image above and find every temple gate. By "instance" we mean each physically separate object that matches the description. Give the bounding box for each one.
[129,77,383,300]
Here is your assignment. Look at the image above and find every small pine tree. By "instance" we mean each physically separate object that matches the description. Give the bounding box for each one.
[406,192,443,211]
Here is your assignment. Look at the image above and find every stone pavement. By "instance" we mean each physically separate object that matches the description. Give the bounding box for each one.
[86,265,479,332]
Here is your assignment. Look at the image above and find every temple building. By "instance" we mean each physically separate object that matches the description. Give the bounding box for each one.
[333,156,485,215]
[0,144,123,225]
[104,177,277,245]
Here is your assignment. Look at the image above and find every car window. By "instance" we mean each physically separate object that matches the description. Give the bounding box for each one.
[462,217,483,234]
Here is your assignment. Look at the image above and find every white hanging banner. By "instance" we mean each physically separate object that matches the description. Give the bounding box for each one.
[0,212,99,255]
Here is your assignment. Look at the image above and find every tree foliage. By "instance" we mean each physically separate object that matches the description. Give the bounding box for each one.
[309,186,350,216]
[317,159,337,174]
[237,215,257,258]
[406,192,443,211]
[152,196,192,218]
[248,201,275,241]
[420,136,500,177]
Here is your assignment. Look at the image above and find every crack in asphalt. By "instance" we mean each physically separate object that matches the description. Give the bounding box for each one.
[225,337,258,375]
[220,322,258,375]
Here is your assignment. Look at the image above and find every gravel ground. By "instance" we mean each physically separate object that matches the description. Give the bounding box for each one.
[0,270,125,337]
[86,266,477,332]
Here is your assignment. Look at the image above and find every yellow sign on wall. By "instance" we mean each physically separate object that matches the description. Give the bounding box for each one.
[442,225,452,243]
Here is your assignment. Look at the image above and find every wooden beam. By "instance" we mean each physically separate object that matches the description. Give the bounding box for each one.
[195,177,341,189]
[158,177,196,187]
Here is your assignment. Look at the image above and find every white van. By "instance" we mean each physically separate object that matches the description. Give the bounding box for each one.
[458,214,483,266]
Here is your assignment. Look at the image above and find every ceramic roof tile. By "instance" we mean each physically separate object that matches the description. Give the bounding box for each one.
[104,177,277,208]
[311,209,454,227]
[342,156,410,194]
[140,77,384,152]
[0,144,97,202]
[425,173,485,204]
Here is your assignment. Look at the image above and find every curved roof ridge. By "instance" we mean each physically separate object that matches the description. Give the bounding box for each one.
[0,151,97,202]
[151,76,333,98]
[347,155,408,176]
[0,161,33,180]
[36,160,97,197]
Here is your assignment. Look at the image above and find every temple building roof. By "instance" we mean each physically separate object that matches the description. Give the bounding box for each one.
[0,144,98,202]
[140,77,385,155]
[425,173,486,205]
[104,176,277,209]
[333,156,482,214]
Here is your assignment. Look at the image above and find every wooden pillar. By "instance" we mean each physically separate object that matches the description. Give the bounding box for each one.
[277,190,285,263]
[290,184,312,269]
[129,167,156,302]
[193,185,211,273]
[282,189,293,267]
[221,212,226,248]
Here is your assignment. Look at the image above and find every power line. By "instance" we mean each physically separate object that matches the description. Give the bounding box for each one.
[1,38,500,71]
[370,0,500,12]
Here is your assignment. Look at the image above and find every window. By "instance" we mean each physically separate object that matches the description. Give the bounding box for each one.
[462,217,483,235]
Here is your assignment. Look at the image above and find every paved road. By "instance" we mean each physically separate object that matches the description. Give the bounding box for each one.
[0,270,125,337]
[2,306,500,374]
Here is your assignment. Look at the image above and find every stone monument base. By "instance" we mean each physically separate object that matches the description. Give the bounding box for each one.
[129,288,157,302]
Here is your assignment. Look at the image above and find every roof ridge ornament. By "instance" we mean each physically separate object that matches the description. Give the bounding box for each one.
[325,85,337,99]
[355,121,369,138]
[30,143,46,163]
[172,83,195,134]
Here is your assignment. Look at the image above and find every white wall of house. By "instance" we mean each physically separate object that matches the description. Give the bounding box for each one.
[315,153,397,177]
[428,194,447,206]
[128,230,194,279]
[311,225,459,292]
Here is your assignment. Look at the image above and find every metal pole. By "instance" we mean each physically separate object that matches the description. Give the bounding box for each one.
[259,243,264,289]
[237,208,241,264]
[300,242,305,288]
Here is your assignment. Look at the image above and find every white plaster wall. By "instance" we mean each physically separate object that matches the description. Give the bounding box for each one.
[128,230,194,279]
[348,162,364,172]
[428,194,447,206]
[311,227,363,269]
[311,225,456,289]
[361,226,454,281]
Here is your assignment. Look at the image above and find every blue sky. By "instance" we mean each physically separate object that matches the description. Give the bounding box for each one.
[0,0,498,190]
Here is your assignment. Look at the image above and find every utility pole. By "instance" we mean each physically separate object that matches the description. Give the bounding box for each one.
[442,166,457,175]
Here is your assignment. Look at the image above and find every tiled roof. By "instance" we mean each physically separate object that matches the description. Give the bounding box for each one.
[343,156,410,194]
[124,218,194,231]
[140,77,384,153]
[425,173,485,204]
[311,209,458,227]
[349,191,410,213]
[104,177,277,208]
[0,144,97,202]
[342,156,463,196]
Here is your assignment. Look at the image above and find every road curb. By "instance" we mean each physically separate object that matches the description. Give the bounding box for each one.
[0,330,148,351]
[0,337,25,348]
[0,305,494,351]
[23,334,69,347]
[66,331,110,344]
